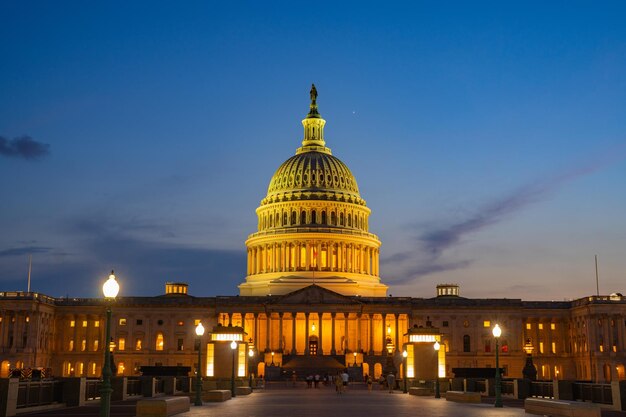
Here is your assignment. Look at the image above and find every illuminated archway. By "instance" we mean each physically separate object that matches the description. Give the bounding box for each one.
[374,363,382,379]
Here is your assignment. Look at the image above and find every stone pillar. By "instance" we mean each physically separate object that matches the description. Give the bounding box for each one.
[369,314,374,355]
[395,313,400,351]
[291,312,297,355]
[305,242,310,271]
[331,313,337,355]
[278,313,284,352]
[382,314,388,354]
[305,313,310,356]
[266,313,271,352]
[318,313,324,355]
[316,242,322,269]
[344,313,349,353]
[357,313,362,351]
[253,313,259,347]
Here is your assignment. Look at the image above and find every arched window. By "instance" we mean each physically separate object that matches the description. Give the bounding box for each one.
[331,212,337,225]
[321,211,327,224]
[291,211,297,225]
[463,335,471,353]
[156,333,164,351]
[301,211,307,225]
[269,215,273,227]
[311,210,317,224]
[340,213,344,226]
[275,213,280,226]
[347,215,352,227]
[283,213,288,226]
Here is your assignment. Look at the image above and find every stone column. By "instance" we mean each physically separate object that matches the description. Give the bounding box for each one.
[382,314,388,354]
[295,242,301,270]
[316,242,322,269]
[395,313,400,351]
[278,313,284,352]
[305,313,310,356]
[318,313,324,355]
[369,314,374,355]
[266,313,271,352]
[344,313,349,353]
[291,312,297,355]
[331,313,337,355]
[357,313,362,351]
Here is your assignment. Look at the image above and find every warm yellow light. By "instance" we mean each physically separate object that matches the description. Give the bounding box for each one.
[230,340,237,350]
[402,350,408,358]
[387,325,391,334]
[248,348,254,357]
[434,341,441,351]
[102,270,120,298]
[353,352,357,357]
[311,323,316,332]
[195,322,205,337]
[492,324,502,338]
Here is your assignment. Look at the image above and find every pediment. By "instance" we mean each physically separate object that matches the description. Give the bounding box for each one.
[274,285,360,305]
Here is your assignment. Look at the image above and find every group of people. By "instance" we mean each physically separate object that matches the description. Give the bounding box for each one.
[287,370,397,393]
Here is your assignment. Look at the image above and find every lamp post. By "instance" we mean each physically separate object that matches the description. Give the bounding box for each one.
[433,341,441,398]
[402,350,408,393]
[100,271,119,417]
[248,339,254,389]
[194,323,205,406]
[230,340,237,397]
[270,351,275,366]
[353,351,357,366]
[522,338,537,380]
[492,324,503,408]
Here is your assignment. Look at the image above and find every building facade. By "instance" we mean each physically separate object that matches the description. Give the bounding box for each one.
[1,87,625,383]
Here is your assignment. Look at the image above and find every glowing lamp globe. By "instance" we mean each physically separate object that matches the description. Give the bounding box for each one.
[434,341,440,351]
[230,340,237,350]
[195,322,205,337]
[492,324,502,338]
[402,350,408,358]
[102,271,120,298]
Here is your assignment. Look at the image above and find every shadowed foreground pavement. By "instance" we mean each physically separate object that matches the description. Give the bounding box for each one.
[21,383,626,417]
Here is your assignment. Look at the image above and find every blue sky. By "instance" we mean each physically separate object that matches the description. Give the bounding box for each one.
[1,1,625,300]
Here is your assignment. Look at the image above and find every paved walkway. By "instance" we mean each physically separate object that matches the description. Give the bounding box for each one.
[179,386,526,417]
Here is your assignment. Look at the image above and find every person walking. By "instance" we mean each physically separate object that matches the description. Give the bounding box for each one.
[335,372,343,394]
[367,374,373,391]
[341,370,349,392]
[386,372,396,393]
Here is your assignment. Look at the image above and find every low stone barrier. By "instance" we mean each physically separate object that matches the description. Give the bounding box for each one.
[136,396,190,417]
[525,398,601,417]
[445,390,481,403]
[203,389,232,402]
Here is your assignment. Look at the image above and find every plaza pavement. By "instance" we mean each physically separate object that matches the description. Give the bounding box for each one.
[179,383,527,417]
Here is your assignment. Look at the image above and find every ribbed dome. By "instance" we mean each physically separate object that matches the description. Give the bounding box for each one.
[261,151,365,206]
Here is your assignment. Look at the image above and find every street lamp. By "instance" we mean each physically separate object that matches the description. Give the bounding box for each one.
[194,322,205,406]
[100,271,119,417]
[270,351,275,365]
[353,351,357,366]
[522,338,537,380]
[402,350,408,393]
[230,340,238,398]
[492,324,503,408]
[433,341,441,398]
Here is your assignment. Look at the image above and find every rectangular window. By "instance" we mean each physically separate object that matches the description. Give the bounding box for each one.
[136,319,143,325]
[483,320,491,328]
[551,342,556,354]
[442,321,449,327]
[177,338,184,351]
[81,339,86,351]
[484,340,491,353]
[93,340,99,351]
[539,323,544,330]
[600,345,604,352]
[406,345,414,378]
[207,343,215,377]
[118,338,126,351]
[82,320,88,327]
[526,323,531,330]
[238,344,246,377]
[550,323,556,330]
[70,320,75,327]
[612,345,617,352]
[194,319,201,326]
[69,339,74,351]
[119,318,127,326]
[135,338,142,350]
[94,320,100,327]
[539,342,544,354]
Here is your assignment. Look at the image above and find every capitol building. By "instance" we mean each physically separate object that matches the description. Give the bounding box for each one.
[1,86,625,384]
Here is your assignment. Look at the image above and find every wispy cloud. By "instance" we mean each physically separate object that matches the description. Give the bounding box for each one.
[385,144,626,285]
[0,246,52,257]
[0,135,50,159]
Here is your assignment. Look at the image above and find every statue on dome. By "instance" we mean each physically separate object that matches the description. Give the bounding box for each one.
[310,84,318,105]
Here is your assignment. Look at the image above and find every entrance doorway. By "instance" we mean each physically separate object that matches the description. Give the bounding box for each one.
[308,336,318,355]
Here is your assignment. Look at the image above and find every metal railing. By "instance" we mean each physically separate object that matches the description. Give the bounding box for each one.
[16,380,62,408]
[85,379,102,400]
[530,381,554,398]
[572,382,613,404]
[501,380,515,395]
[475,380,486,393]
[155,378,165,394]
[127,378,142,396]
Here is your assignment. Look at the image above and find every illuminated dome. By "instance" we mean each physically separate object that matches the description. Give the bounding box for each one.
[262,151,365,206]
[239,85,387,297]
